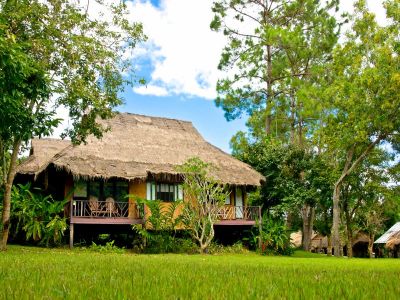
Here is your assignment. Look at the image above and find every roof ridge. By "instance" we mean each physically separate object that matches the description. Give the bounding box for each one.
[119,112,193,124]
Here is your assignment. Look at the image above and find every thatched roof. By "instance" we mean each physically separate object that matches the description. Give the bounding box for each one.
[375,222,400,244]
[18,139,70,175]
[386,231,400,250]
[290,231,328,249]
[17,112,265,186]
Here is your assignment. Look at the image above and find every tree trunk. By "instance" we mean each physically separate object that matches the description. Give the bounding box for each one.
[265,44,272,135]
[343,199,353,258]
[301,204,315,251]
[331,137,383,258]
[368,233,375,258]
[0,140,21,251]
[327,234,332,256]
[346,226,353,258]
[298,103,303,147]
[331,181,342,257]
[290,95,295,144]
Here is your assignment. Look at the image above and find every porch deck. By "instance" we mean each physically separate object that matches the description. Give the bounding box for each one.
[70,217,144,225]
[70,200,143,225]
[70,200,261,226]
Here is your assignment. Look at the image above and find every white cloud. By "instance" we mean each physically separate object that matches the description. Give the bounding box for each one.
[134,84,169,96]
[48,0,389,138]
[127,0,388,100]
[127,0,226,100]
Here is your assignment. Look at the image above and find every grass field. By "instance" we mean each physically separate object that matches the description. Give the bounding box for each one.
[1,246,399,299]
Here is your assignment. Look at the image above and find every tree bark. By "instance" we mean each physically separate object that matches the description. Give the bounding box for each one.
[331,181,342,257]
[368,233,375,258]
[331,136,384,257]
[290,94,296,144]
[327,234,332,256]
[343,197,353,258]
[265,44,272,135]
[0,139,21,251]
[298,103,303,148]
[301,204,315,251]
[346,226,353,258]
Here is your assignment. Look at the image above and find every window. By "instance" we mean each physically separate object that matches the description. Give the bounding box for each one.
[73,180,128,202]
[225,194,231,205]
[146,182,183,202]
[73,180,88,199]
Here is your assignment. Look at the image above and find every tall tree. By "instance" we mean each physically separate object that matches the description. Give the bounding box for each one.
[211,0,340,251]
[318,0,400,256]
[211,0,339,141]
[340,148,391,258]
[0,0,145,250]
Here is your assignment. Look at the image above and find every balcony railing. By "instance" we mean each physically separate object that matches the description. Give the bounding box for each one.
[216,206,261,221]
[71,200,260,225]
[72,200,140,218]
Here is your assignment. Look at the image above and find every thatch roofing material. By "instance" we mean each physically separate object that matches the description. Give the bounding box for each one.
[17,139,70,175]
[375,222,400,244]
[17,113,264,186]
[386,231,400,250]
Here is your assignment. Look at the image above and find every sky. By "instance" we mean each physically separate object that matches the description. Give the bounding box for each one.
[54,0,388,153]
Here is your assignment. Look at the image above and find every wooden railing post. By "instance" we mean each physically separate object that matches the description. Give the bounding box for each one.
[69,223,74,249]
[258,206,262,250]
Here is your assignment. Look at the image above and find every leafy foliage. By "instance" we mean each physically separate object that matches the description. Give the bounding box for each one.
[252,214,293,256]
[234,138,333,215]
[177,157,230,253]
[5,183,68,246]
[132,198,194,254]
[0,0,145,249]
[211,0,339,141]
[87,241,126,254]
[315,1,400,254]
[207,241,249,255]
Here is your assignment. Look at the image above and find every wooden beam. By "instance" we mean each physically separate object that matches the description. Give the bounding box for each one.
[69,223,74,249]
[214,220,256,226]
[258,206,262,250]
[70,217,144,225]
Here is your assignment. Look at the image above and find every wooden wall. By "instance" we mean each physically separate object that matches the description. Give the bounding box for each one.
[64,175,74,217]
[128,180,146,218]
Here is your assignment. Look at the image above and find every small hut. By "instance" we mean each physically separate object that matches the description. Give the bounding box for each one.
[375,222,400,258]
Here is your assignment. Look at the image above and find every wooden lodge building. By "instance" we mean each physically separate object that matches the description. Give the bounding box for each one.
[16,113,265,247]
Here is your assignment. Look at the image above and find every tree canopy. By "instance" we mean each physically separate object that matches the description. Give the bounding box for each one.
[0,0,145,250]
[218,0,400,256]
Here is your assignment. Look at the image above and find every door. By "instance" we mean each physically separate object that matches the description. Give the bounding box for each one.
[235,187,243,219]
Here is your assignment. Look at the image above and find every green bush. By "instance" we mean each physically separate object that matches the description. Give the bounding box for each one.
[132,230,198,254]
[132,198,197,254]
[253,215,294,256]
[208,242,249,255]
[9,183,68,246]
[85,241,126,254]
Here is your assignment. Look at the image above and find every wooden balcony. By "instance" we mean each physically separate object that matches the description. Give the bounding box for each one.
[70,200,144,225]
[70,200,261,226]
[216,206,261,226]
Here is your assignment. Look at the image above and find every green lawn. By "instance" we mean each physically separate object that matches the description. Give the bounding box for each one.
[1,246,399,299]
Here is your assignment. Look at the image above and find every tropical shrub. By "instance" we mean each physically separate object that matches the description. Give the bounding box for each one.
[253,215,294,255]
[208,241,249,255]
[132,198,194,253]
[87,240,126,254]
[177,157,230,253]
[9,183,68,246]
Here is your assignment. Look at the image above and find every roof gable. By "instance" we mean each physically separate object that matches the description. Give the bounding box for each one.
[17,113,265,186]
